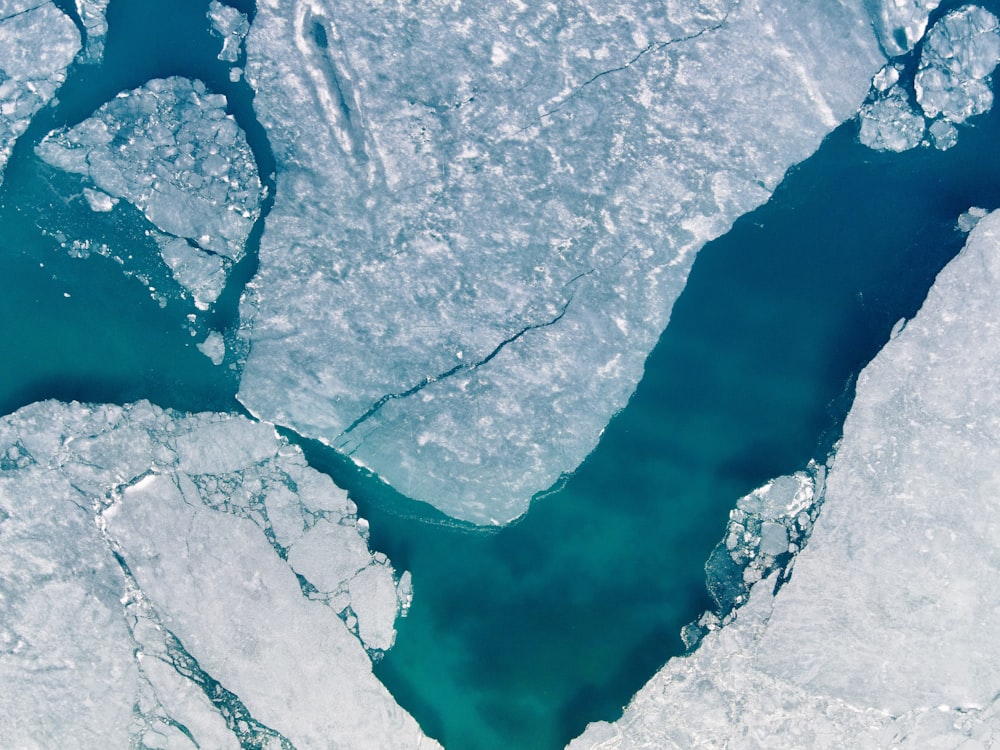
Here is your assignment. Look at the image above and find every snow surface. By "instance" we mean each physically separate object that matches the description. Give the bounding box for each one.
[36,77,263,309]
[237,0,905,524]
[0,0,79,188]
[0,401,438,749]
[568,210,1000,749]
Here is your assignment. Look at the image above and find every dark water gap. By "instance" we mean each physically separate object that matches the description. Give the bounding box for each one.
[0,1,999,750]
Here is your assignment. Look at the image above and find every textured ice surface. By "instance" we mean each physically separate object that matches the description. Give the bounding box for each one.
[0,400,437,749]
[568,211,1000,749]
[75,0,109,62]
[860,4,1000,152]
[36,77,262,308]
[238,0,895,524]
[868,0,941,56]
[0,1,79,188]
[208,1,249,64]
[915,4,1000,122]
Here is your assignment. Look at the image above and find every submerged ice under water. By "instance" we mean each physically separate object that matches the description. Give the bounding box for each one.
[1,0,1000,749]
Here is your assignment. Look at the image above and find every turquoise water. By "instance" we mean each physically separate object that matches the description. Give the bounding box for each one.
[2,1,999,749]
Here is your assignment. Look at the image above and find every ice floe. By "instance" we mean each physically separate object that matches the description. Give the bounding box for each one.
[0,400,437,749]
[36,77,263,309]
[208,0,249,64]
[569,210,1000,748]
[237,0,897,523]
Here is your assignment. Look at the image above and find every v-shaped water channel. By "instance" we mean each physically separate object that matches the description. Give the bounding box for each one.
[2,1,1000,749]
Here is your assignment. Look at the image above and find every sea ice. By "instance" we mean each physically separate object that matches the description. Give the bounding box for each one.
[0,1,79,187]
[0,400,437,749]
[36,77,263,308]
[915,4,1000,122]
[858,86,925,151]
[237,0,900,524]
[208,0,249,64]
[568,210,1000,748]
[75,0,109,62]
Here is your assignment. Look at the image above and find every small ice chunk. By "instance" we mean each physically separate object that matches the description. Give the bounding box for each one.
[196,331,225,365]
[958,206,989,232]
[208,1,250,63]
[758,521,789,556]
[83,186,117,212]
[915,5,1000,123]
[156,235,228,310]
[75,0,110,62]
[872,64,901,92]
[858,87,925,152]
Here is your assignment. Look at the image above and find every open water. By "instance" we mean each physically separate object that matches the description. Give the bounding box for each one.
[1,1,999,749]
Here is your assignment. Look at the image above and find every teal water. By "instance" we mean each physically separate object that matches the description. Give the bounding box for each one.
[2,2,999,749]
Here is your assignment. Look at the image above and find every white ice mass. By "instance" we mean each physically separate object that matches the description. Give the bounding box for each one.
[568,210,1000,749]
[208,0,250,64]
[0,400,438,749]
[75,0,109,62]
[235,0,915,524]
[36,77,263,309]
[0,0,79,187]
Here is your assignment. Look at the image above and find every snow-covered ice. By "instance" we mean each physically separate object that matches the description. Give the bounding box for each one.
[0,400,438,749]
[36,77,263,308]
[568,210,1000,749]
[0,1,79,187]
[237,0,905,524]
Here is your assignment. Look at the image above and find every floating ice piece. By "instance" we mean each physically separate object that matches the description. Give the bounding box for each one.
[75,0,109,62]
[858,86,926,151]
[869,0,941,56]
[37,77,262,307]
[0,400,436,749]
[208,0,249,64]
[238,0,892,524]
[0,1,79,187]
[196,330,226,364]
[569,210,1000,748]
[82,185,116,212]
[915,5,1000,123]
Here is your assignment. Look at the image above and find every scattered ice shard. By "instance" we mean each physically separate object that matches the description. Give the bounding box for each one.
[36,77,262,308]
[0,400,437,749]
[0,1,80,187]
[75,0,109,62]
[568,210,1000,748]
[238,0,897,524]
[915,4,1000,122]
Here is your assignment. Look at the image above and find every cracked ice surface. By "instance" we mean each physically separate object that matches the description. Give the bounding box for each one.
[0,400,438,749]
[36,77,263,309]
[208,0,250,64]
[568,211,1000,749]
[0,0,79,188]
[238,0,896,524]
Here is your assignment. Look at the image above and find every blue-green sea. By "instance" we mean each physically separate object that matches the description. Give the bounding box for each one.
[3,2,999,749]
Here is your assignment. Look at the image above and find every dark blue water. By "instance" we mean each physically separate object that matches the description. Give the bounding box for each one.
[1,2,998,749]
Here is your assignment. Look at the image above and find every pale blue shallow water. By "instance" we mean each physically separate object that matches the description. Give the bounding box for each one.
[1,2,999,749]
